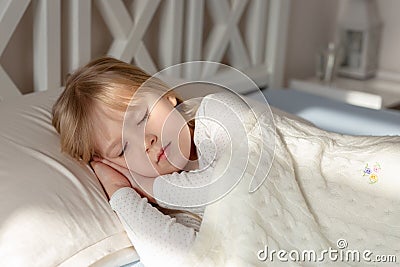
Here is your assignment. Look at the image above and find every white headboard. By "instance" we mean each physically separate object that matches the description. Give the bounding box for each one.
[0,0,290,100]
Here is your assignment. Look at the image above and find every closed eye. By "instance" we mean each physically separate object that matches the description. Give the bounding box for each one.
[137,108,149,126]
[118,142,128,157]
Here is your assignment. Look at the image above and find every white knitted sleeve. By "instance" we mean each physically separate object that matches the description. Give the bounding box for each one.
[109,187,197,267]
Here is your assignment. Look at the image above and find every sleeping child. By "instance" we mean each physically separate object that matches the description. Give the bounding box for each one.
[52,57,400,266]
[51,56,271,266]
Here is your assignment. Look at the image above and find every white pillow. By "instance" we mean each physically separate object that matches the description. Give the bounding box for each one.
[0,89,138,266]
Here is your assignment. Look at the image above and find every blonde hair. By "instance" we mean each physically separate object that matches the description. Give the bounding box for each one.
[52,56,197,162]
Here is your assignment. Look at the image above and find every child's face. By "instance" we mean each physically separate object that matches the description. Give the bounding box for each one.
[92,92,192,178]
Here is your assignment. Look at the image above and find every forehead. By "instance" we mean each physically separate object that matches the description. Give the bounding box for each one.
[130,90,166,106]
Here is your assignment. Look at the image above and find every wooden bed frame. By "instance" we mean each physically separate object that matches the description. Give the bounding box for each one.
[0,0,290,101]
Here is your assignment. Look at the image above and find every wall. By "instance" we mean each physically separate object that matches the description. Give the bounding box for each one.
[284,0,340,84]
[376,0,400,75]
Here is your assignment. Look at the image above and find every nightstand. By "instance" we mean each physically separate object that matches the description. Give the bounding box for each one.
[289,76,400,110]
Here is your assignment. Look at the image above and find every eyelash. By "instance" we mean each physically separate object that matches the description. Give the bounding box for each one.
[118,109,148,157]
[137,109,149,126]
[118,142,128,157]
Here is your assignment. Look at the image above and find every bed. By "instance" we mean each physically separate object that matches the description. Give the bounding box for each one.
[1,0,399,266]
[0,0,289,266]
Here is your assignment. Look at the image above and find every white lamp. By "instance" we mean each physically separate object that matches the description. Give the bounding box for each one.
[336,0,382,79]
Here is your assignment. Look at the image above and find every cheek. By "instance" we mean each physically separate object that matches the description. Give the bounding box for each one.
[178,124,191,158]
[122,115,163,177]
[163,122,191,171]
[162,111,191,159]
[124,144,157,176]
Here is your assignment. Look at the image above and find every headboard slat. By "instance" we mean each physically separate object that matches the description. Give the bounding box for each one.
[245,0,268,66]
[184,0,204,80]
[0,0,290,99]
[0,0,30,55]
[158,0,184,76]
[129,0,161,74]
[202,0,249,78]
[33,0,61,92]
[68,0,91,73]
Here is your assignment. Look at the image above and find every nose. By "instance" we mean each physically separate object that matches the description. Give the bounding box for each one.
[145,134,157,152]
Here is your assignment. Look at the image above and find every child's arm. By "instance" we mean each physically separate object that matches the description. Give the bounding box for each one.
[90,161,197,266]
[96,159,214,208]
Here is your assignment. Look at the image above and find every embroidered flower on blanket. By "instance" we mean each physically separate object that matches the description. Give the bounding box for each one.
[363,162,381,184]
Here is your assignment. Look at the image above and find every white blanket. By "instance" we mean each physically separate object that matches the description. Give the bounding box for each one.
[183,114,400,266]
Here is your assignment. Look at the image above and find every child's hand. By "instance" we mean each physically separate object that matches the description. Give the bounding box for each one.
[92,156,142,190]
[91,157,156,203]
[90,161,132,200]
[93,156,131,179]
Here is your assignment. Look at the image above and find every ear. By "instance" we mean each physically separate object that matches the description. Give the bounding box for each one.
[166,95,178,107]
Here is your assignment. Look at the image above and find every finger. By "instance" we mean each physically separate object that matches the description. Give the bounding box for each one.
[90,162,109,180]
[90,160,113,180]
[89,161,95,170]
[101,159,140,188]
[90,161,102,174]
[93,162,131,186]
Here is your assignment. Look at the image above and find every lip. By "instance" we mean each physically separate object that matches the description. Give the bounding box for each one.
[157,142,171,163]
